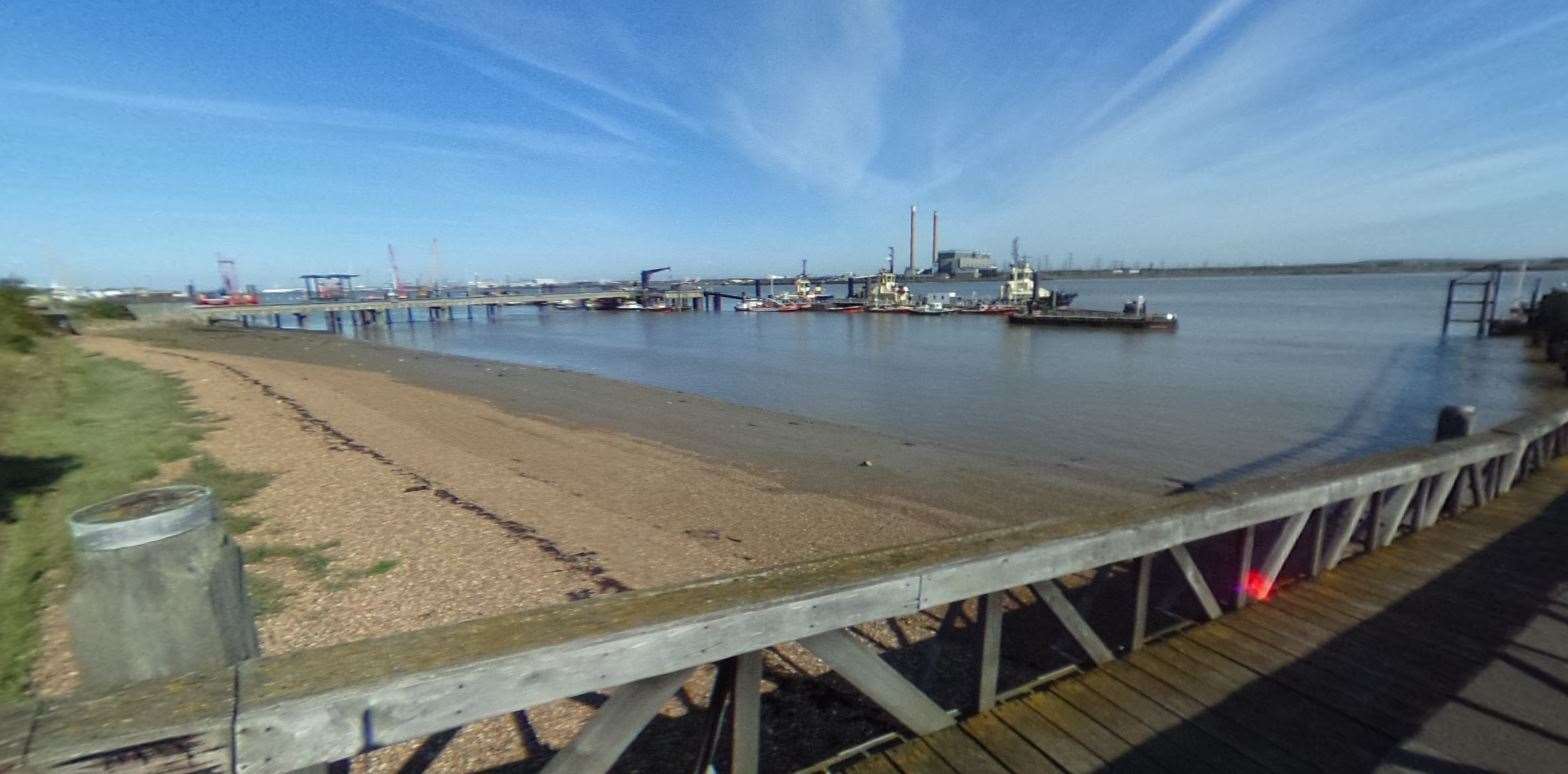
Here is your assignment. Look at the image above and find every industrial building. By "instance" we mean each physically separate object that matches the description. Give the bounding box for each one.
[937,249,995,277]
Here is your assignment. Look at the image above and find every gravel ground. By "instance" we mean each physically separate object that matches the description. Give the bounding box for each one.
[29,333,1158,771]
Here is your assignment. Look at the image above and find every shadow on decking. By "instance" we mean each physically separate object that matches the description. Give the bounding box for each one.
[1105,489,1568,772]
[449,555,1221,774]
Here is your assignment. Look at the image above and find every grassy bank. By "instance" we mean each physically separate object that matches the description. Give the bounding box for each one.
[0,339,205,699]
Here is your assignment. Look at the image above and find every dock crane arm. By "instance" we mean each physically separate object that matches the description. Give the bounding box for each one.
[640,267,671,289]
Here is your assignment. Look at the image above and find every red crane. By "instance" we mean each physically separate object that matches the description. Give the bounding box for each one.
[195,255,259,306]
[388,244,408,299]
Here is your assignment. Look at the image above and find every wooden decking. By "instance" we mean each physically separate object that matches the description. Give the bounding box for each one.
[847,458,1568,773]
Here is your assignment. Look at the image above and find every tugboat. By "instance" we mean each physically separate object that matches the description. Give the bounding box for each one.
[996,261,1076,310]
[862,268,913,311]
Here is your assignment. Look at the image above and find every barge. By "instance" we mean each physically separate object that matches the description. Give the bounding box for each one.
[1008,308,1178,330]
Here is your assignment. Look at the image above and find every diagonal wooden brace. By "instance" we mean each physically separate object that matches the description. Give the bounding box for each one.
[1030,580,1115,665]
[800,629,953,735]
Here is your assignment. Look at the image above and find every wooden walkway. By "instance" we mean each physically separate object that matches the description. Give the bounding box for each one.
[847,458,1568,773]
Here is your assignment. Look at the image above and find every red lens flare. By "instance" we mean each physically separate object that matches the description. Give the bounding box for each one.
[1242,569,1273,601]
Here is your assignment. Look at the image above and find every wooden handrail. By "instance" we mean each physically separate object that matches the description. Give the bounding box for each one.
[7,402,1568,772]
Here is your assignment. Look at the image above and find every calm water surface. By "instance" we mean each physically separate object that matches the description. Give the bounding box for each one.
[343,272,1560,486]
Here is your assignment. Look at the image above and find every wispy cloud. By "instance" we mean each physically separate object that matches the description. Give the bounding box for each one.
[963,0,1568,260]
[416,40,656,148]
[1077,0,1253,133]
[716,2,902,195]
[377,0,703,134]
[2,80,648,162]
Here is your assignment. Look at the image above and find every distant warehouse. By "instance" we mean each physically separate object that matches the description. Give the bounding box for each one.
[936,249,996,278]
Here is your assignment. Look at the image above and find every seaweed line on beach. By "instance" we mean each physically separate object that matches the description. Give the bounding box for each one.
[154,348,631,598]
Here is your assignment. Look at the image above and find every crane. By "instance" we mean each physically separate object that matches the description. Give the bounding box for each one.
[387,244,407,299]
[640,266,670,290]
[218,255,239,296]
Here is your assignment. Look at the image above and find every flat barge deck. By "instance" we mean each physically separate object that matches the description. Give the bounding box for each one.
[1008,308,1178,330]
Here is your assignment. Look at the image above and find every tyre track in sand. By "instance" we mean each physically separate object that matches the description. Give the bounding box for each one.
[156,349,630,598]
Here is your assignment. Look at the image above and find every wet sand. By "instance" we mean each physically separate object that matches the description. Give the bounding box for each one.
[120,326,1166,537]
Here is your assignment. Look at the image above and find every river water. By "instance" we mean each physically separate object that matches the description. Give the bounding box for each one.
[343,272,1560,487]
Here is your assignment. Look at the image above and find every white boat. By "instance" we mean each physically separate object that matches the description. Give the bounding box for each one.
[552,299,584,309]
[614,300,644,310]
[734,298,766,312]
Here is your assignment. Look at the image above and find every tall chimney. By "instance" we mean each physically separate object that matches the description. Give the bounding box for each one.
[908,205,917,276]
[931,210,939,270]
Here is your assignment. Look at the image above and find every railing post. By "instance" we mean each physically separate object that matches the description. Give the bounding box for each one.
[1309,506,1328,576]
[1436,404,1476,441]
[1234,525,1256,609]
[1130,555,1153,650]
[731,651,763,774]
[976,592,1004,712]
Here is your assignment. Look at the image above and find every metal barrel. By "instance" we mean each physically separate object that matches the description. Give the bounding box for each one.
[66,485,260,691]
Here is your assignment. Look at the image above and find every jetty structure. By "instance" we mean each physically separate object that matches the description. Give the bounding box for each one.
[6,398,1568,771]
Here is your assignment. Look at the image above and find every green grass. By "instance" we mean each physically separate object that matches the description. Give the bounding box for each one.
[0,283,49,354]
[244,540,341,579]
[176,453,274,510]
[0,340,207,699]
[363,558,399,576]
[246,575,291,618]
[66,299,134,321]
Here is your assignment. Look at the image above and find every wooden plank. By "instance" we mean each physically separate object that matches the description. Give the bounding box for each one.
[1167,544,1222,619]
[960,713,1063,773]
[0,701,38,772]
[539,668,693,774]
[1129,645,1383,772]
[921,726,1009,774]
[991,700,1104,774]
[1234,605,1476,705]
[28,667,235,773]
[844,752,903,774]
[1020,692,1153,772]
[885,739,959,774]
[1292,577,1554,659]
[1099,662,1314,774]
[1051,678,1223,773]
[731,651,762,774]
[976,592,1003,712]
[1268,594,1502,674]
[1182,624,1417,740]
[1074,670,1268,774]
[1030,581,1115,665]
[801,630,953,736]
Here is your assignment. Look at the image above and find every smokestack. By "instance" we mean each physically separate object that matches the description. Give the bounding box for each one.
[909,205,917,276]
[931,210,939,270]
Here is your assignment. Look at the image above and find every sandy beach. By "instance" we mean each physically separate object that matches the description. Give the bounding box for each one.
[27,326,1163,771]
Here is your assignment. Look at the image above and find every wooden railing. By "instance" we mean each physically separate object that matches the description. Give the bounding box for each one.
[5,404,1567,773]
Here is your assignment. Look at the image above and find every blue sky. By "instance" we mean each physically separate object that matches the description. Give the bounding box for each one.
[2,0,1566,289]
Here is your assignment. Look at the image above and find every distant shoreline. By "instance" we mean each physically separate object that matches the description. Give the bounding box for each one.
[835,257,1568,285]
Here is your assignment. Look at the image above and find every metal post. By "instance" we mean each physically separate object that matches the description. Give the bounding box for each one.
[1435,405,1476,441]
[65,486,259,692]
[1442,278,1456,337]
